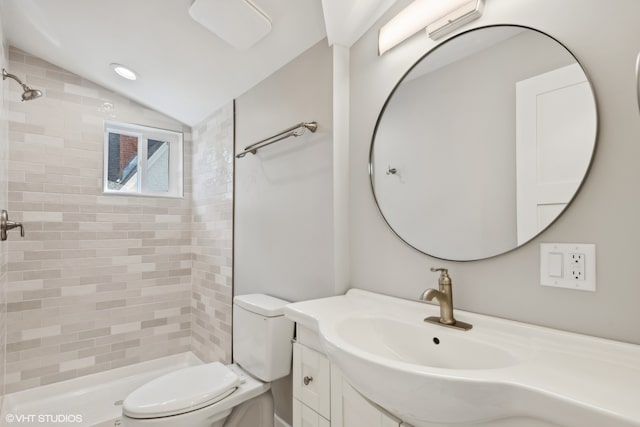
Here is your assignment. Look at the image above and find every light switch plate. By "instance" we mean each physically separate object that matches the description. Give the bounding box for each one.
[540,243,596,292]
[548,252,563,278]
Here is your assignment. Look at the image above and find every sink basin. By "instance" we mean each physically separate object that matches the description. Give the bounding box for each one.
[333,315,518,370]
[284,289,640,427]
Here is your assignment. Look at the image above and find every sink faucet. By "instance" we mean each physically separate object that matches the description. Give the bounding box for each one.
[421,268,472,331]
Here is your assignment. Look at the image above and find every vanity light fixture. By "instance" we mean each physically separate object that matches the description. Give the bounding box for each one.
[378,0,484,55]
[110,63,137,81]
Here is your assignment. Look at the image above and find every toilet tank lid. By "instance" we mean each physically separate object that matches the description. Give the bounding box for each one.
[234,294,290,317]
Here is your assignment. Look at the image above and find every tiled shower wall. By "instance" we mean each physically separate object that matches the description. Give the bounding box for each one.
[191,103,234,363]
[0,24,9,400]
[5,48,193,393]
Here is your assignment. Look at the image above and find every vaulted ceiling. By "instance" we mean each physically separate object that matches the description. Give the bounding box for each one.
[1,0,398,126]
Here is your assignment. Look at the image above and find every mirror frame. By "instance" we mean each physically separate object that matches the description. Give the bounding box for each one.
[369,24,599,262]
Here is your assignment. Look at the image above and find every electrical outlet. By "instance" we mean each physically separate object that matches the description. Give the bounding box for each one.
[569,253,585,280]
[540,243,596,291]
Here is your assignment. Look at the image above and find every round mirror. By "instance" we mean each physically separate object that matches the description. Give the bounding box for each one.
[370,25,597,261]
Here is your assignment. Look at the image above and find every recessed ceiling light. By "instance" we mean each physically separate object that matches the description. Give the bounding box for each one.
[110,63,137,80]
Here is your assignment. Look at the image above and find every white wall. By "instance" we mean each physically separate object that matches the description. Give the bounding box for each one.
[349,0,640,344]
[234,39,333,425]
[234,40,334,302]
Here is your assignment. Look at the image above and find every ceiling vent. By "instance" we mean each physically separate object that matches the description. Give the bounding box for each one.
[189,0,272,50]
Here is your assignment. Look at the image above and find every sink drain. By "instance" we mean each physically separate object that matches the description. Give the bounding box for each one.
[114,400,124,406]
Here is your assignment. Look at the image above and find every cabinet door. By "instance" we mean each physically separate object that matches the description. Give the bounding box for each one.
[293,399,331,427]
[331,364,402,427]
[293,343,331,419]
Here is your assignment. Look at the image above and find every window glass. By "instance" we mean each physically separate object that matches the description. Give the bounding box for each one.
[146,139,170,193]
[107,133,139,191]
[103,122,183,198]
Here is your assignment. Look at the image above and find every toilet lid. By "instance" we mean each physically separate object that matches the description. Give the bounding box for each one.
[123,362,240,419]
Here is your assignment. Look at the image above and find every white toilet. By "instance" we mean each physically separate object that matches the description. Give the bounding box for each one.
[121,294,294,427]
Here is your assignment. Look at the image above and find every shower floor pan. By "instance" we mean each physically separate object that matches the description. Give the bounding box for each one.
[1,352,202,427]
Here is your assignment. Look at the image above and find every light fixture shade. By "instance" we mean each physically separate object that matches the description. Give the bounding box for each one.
[427,0,484,40]
[378,0,481,55]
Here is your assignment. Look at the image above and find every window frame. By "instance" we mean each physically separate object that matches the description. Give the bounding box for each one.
[103,121,184,198]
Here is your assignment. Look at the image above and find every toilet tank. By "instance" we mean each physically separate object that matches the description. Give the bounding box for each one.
[233,294,294,382]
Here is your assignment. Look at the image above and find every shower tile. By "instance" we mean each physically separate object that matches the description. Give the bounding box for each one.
[41,370,77,386]
[22,269,62,280]
[20,364,60,380]
[60,356,95,372]
[22,288,61,299]
[5,379,40,394]
[111,339,140,352]
[96,300,126,310]
[110,322,141,335]
[7,301,42,312]
[42,222,81,231]
[8,50,24,62]
[44,70,82,85]
[23,251,62,260]
[20,326,61,342]
[60,339,95,352]
[4,47,232,395]
[6,338,41,352]
[78,344,111,359]
[63,83,100,98]
[191,103,233,364]
[78,328,111,340]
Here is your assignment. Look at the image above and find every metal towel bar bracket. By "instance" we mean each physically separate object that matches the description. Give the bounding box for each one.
[236,121,317,158]
[636,52,640,114]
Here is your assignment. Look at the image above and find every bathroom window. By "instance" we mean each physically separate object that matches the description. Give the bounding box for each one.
[103,121,183,198]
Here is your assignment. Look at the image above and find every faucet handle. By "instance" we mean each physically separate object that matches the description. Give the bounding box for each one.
[0,210,25,241]
[430,267,451,286]
[7,221,24,237]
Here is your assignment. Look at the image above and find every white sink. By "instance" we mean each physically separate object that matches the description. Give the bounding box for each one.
[332,315,518,370]
[284,289,640,427]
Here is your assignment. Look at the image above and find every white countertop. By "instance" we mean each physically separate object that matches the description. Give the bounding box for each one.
[284,289,640,427]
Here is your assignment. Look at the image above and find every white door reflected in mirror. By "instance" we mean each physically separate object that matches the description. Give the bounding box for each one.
[516,63,596,244]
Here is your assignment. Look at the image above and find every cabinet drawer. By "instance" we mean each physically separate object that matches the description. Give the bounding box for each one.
[293,399,331,427]
[293,342,331,419]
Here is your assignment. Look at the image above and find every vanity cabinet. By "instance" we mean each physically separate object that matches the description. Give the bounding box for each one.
[293,342,331,421]
[330,365,402,427]
[292,328,404,427]
[293,399,330,427]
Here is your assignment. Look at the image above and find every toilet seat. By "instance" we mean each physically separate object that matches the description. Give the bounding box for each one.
[123,362,240,419]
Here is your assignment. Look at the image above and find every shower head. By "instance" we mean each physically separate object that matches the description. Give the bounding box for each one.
[2,68,43,101]
[20,86,43,101]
